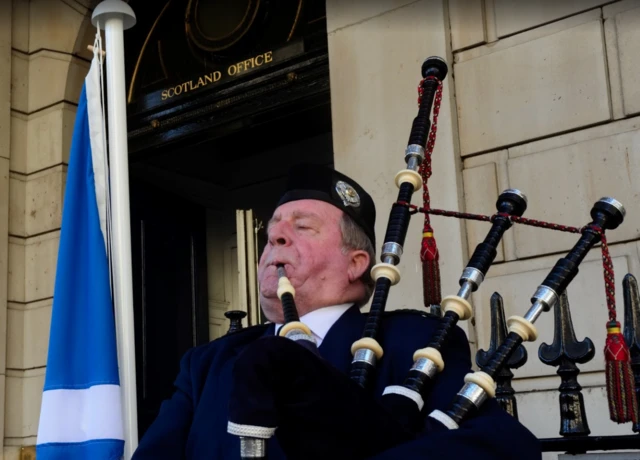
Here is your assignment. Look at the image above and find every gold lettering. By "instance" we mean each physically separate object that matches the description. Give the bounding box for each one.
[163,57,271,101]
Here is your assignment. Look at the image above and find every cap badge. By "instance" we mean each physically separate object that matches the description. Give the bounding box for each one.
[335,180,360,208]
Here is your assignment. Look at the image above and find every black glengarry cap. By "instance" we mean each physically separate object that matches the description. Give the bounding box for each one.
[277,164,377,248]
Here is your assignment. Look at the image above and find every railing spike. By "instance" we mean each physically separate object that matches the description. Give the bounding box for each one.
[539,291,594,437]
[476,292,527,419]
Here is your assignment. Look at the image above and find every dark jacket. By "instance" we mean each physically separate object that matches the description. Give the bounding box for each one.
[133,306,541,459]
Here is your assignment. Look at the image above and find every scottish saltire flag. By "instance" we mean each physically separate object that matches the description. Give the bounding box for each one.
[36,48,125,459]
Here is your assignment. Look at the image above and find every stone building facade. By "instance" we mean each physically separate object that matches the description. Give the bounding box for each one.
[0,0,638,458]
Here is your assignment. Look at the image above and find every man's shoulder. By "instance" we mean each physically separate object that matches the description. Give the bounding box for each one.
[187,324,272,365]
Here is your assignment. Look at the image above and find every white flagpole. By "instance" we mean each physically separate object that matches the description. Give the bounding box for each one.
[91,2,138,458]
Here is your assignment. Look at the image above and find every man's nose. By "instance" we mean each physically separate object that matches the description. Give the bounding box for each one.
[268,222,291,246]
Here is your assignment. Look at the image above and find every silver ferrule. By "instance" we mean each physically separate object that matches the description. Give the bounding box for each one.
[240,438,266,458]
[460,267,484,289]
[353,348,377,366]
[530,285,558,312]
[382,242,403,264]
[382,255,396,265]
[410,357,439,379]
[405,144,425,168]
[599,197,626,218]
[285,331,317,345]
[523,300,546,324]
[457,282,474,301]
[457,382,488,408]
[458,266,486,300]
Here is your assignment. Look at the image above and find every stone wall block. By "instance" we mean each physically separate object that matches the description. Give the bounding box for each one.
[9,173,25,237]
[25,166,66,237]
[9,166,66,238]
[494,0,609,38]
[604,15,625,120]
[449,0,485,51]
[9,232,60,304]
[462,162,505,263]
[0,0,11,161]
[11,50,88,114]
[7,238,25,303]
[611,6,640,116]
[507,129,640,259]
[4,369,44,438]
[29,0,86,55]
[10,104,75,175]
[6,301,52,370]
[11,0,30,53]
[10,51,29,114]
[326,0,417,33]
[9,111,27,173]
[455,18,611,156]
[24,232,60,303]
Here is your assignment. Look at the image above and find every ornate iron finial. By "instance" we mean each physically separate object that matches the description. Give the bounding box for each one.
[225,310,247,335]
[623,273,640,433]
[539,291,595,436]
[476,292,528,419]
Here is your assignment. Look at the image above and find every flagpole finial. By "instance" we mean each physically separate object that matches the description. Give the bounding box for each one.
[92,0,136,30]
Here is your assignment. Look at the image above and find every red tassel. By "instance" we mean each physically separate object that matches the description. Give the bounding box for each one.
[421,226,442,307]
[604,321,639,424]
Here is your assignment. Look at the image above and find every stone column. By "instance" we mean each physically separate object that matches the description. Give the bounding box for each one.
[5,1,91,457]
[0,0,12,458]
[326,0,468,333]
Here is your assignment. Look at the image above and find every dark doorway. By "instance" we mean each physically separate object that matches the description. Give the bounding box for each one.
[129,179,210,436]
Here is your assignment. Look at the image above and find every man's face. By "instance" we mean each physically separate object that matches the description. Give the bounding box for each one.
[258,199,353,322]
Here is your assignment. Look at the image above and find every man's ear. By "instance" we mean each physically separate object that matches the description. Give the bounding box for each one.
[347,250,370,283]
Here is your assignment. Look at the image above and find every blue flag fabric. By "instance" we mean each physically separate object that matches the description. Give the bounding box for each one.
[36,53,124,459]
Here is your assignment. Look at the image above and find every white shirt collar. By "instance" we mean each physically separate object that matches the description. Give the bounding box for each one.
[274,303,353,347]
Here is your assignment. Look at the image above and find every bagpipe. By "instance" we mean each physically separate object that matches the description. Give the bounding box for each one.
[226,57,638,459]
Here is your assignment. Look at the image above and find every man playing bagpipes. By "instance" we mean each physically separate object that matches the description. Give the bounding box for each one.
[132,162,541,459]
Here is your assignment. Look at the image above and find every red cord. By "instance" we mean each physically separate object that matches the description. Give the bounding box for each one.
[397,201,617,320]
